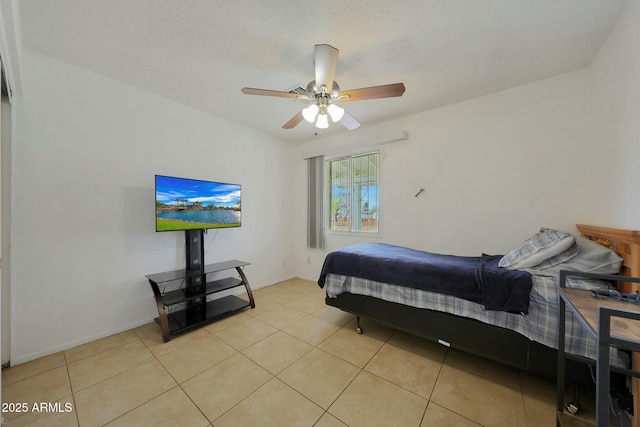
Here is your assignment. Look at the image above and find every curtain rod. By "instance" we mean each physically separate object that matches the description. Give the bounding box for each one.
[301,130,408,160]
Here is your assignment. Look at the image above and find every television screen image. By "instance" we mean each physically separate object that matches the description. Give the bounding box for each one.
[155,175,241,232]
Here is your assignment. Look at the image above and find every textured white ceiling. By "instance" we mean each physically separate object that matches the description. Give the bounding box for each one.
[18,0,629,144]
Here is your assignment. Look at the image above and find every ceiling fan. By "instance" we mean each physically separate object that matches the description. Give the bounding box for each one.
[241,44,405,130]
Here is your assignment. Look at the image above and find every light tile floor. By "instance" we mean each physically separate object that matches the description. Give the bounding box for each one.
[1,278,604,426]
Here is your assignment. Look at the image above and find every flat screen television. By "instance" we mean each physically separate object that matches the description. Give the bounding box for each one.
[155,175,241,232]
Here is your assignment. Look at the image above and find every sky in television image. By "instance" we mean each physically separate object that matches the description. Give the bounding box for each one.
[156,176,241,208]
[155,176,241,231]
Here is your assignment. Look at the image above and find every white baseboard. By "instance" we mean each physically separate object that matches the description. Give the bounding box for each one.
[10,275,308,366]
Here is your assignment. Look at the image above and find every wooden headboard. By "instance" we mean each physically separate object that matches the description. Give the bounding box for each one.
[576,224,640,292]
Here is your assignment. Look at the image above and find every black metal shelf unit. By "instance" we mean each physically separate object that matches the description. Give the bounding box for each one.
[146,230,254,342]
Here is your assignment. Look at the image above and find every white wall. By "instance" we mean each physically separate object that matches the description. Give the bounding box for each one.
[590,0,640,227]
[11,51,296,363]
[9,0,639,365]
[294,68,614,281]
[294,0,640,283]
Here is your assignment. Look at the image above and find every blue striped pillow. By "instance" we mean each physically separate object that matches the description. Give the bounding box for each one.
[499,228,576,269]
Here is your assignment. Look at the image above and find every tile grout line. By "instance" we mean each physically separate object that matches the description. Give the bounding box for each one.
[316,322,398,427]
[418,346,449,427]
[517,369,528,427]
[76,330,202,426]
[150,293,328,426]
[63,351,82,427]
[90,334,175,427]
[202,292,361,426]
[203,301,320,426]
[148,326,229,427]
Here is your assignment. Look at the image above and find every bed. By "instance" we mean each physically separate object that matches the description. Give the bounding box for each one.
[318,224,640,386]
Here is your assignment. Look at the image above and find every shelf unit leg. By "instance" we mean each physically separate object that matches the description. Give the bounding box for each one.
[235,267,255,308]
[148,280,171,342]
[557,296,566,417]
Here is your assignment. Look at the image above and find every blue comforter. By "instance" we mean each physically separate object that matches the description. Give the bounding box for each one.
[318,243,533,314]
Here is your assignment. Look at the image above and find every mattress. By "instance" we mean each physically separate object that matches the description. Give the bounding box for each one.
[324,272,629,368]
[318,242,533,313]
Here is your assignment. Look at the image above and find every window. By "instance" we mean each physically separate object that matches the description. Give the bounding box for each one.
[326,151,379,233]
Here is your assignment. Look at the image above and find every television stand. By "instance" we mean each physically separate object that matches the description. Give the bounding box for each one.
[145,260,255,342]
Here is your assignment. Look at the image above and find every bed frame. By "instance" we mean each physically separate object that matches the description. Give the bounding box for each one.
[325,224,640,386]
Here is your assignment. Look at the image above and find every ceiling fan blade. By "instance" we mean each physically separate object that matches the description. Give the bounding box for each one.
[241,87,301,99]
[282,111,304,129]
[314,44,339,93]
[340,109,361,130]
[339,83,405,102]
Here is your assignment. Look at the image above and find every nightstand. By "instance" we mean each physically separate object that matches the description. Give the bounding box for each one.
[557,271,640,427]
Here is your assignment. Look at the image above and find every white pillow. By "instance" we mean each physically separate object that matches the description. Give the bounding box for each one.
[499,228,575,270]
[530,236,623,276]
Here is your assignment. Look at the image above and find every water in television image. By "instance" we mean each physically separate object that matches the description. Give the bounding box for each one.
[155,175,241,231]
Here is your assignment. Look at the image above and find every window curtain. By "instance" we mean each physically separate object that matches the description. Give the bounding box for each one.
[307,155,324,249]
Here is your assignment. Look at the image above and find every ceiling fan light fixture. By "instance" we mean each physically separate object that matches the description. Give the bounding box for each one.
[241,44,404,131]
[302,104,319,122]
[315,112,329,129]
[327,103,344,122]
